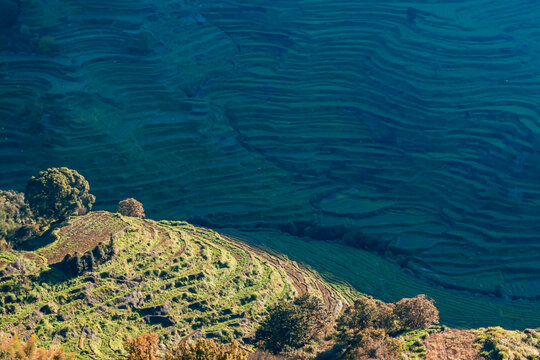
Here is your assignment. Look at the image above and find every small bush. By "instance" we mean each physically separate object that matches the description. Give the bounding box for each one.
[393,294,439,330]
[124,332,159,360]
[118,198,145,218]
[12,224,40,244]
[59,238,116,276]
[337,297,397,336]
[255,294,329,354]
[340,328,402,360]
[166,339,247,360]
[0,332,73,359]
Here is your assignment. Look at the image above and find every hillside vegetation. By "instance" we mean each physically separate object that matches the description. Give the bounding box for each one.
[0,168,538,359]
[1,212,538,359]
[0,211,353,358]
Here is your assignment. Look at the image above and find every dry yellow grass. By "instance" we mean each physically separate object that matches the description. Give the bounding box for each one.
[424,329,482,360]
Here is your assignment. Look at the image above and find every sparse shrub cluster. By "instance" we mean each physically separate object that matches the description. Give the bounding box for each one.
[335,294,439,359]
[57,238,116,276]
[0,168,148,247]
[476,327,540,360]
[0,168,150,253]
[118,294,437,360]
[0,332,73,359]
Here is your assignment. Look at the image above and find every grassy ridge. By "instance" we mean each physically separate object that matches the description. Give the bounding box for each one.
[0,212,352,358]
[1,212,538,359]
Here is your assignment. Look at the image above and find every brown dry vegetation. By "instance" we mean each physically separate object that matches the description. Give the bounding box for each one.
[394,295,439,330]
[0,332,73,360]
[424,329,482,360]
[165,338,248,360]
[124,332,159,360]
[118,199,145,218]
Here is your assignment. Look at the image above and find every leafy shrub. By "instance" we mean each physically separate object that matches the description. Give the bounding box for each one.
[0,238,12,250]
[393,294,439,330]
[12,224,40,244]
[337,297,397,337]
[124,332,159,360]
[0,190,34,241]
[339,328,402,360]
[255,294,329,354]
[0,332,73,359]
[25,167,95,222]
[118,198,145,218]
[166,339,247,360]
[58,238,116,276]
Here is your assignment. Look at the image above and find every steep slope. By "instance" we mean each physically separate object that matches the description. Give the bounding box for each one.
[1,212,538,360]
[2,0,540,321]
[0,212,353,358]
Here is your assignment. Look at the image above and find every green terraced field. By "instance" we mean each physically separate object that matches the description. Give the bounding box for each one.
[1,0,540,328]
[0,212,353,358]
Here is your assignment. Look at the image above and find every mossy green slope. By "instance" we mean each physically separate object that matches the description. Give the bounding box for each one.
[0,212,354,359]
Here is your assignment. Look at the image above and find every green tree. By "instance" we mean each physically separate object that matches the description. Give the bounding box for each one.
[24,167,95,222]
[255,294,329,354]
[75,253,85,275]
[106,235,116,257]
[0,190,33,240]
[94,243,106,261]
[88,250,96,272]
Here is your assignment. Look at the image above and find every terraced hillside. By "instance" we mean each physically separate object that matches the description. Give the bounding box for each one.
[0,212,353,358]
[1,0,540,326]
